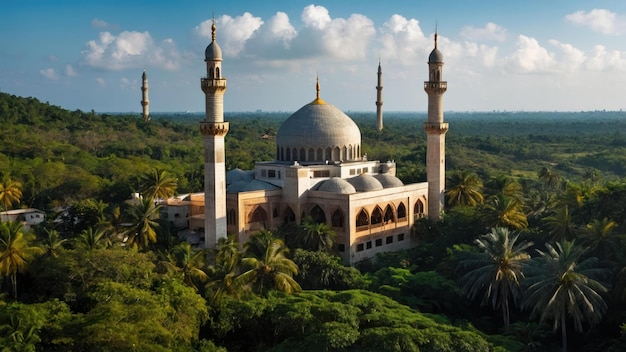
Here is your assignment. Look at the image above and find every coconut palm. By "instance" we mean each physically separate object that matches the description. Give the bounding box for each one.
[138,168,177,200]
[538,167,562,189]
[124,196,161,250]
[205,236,242,303]
[446,170,484,207]
[579,217,623,260]
[458,227,533,330]
[39,229,67,257]
[75,227,110,250]
[523,240,609,352]
[543,205,578,243]
[0,221,43,299]
[235,229,301,295]
[166,242,209,293]
[296,216,337,252]
[0,176,22,214]
[482,193,528,230]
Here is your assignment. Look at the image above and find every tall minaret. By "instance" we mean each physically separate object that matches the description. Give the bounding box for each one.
[141,69,150,122]
[423,31,448,220]
[200,20,229,248]
[376,59,383,131]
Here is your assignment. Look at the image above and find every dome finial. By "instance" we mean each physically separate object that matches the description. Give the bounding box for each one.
[211,15,216,42]
[310,74,326,105]
[434,22,438,48]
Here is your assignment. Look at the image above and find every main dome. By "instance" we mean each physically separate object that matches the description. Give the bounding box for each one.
[276,88,361,163]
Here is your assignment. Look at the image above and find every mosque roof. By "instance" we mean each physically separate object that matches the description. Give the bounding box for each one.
[276,79,361,163]
[373,174,404,188]
[347,174,384,192]
[205,22,222,61]
[227,179,280,193]
[316,177,357,194]
[226,168,254,185]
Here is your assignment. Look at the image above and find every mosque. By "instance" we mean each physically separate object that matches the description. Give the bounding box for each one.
[152,21,448,265]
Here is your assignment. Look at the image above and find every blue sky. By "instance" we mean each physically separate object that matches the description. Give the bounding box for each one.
[2,0,626,112]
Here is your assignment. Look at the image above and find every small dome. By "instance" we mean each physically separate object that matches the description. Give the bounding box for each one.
[373,174,404,188]
[316,177,357,194]
[205,41,222,61]
[429,47,443,63]
[347,174,384,192]
[226,168,254,185]
[227,179,280,193]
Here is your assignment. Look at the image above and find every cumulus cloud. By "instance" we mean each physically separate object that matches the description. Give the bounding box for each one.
[461,22,507,41]
[40,68,58,80]
[378,14,428,65]
[64,64,77,77]
[267,12,297,46]
[565,9,620,34]
[195,13,263,57]
[586,45,625,71]
[82,31,182,70]
[548,40,586,72]
[505,35,555,73]
[301,4,331,30]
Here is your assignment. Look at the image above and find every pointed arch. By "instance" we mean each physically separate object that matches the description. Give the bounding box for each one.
[397,202,407,220]
[414,200,425,219]
[325,147,332,161]
[208,67,214,79]
[384,204,395,224]
[286,147,291,161]
[283,207,296,223]
[356,209,369,228]
[249,206,267,223]
[333,146,340,161]
[308,148,315,161]
[292,148,297,160]
[310,204,326,224]
[215,67,221,78]
[331,208,345,229]
[300,148,306,161]
[371,206,383,226]
[341,146,347,160]
[317,148,323,161]
[227,208,236,225]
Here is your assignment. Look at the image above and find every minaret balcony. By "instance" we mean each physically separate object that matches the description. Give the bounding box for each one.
[200,121,229,137]
[424,81,447,94]
[423,122,449,135]
[201,78,227,92]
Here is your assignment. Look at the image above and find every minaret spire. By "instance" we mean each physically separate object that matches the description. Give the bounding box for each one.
[376,58,383,131]
[200,19,229,248]
[424,29,448,220]
[141,69,150,122]
[311,74,326,105]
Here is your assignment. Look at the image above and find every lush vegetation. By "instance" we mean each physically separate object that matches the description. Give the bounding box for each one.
[2,91,626,351]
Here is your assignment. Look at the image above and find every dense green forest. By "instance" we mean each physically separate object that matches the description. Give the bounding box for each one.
[1,91,626,351]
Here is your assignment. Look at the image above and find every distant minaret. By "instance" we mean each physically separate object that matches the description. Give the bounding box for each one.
[200,20,229,248]
[424,31,448,220]
[141,69,150,122]
[376,59,383,131]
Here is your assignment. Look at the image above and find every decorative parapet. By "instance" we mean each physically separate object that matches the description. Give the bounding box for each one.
[200,121,229,136]
[423,122,449,135]
[423,81,447,94]
[201,78,227,93]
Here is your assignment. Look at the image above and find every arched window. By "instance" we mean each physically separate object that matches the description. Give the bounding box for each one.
[317,148,323,161]
[310,205,326,224]
[371,206,383,226]
[414,200,425,219]
[348,145,353,160]
[292,148,297,160]
[250,206,267,223]
[356,209,369,228]
[286,147,291,161]
[209,67,214,79]
[215,67,221,78]
[331,209,344,228]
[325,147,332,161]
[283,207,296,223]
[300,148,306,161]
[332,147,340,161]
[384,205,395,224]
[227,209,236,225]
[341,146,347,160]
[397,203,407,219]
[308,148,315,161]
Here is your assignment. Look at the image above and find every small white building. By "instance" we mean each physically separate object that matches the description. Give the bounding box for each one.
[1,208,46,230]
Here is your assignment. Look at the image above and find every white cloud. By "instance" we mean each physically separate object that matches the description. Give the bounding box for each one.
[40,68,58,80]
[82,31,182,70]
[378,14,428,65]
[565,9,620,34]
[301,5,331,30]
[267,12,297,46]
[586,45,626,71]
[548,40,586,72]
[96,77,105,87]
[505,35,555,73]
[460,22,507,41]
[64,64,78,77]
[195,13,263,57]
[91,18,110,29]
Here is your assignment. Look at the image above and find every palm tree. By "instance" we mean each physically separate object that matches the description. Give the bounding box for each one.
[296,216,337,252]
[39,229,67,257]
[138,168,177,200]
[523,240,609,352]
[235,229,301,295]
[579,217,623,260]
[0,176,22,214]
[538,167,562,189]
[75,227,110,250]
[482,193,528,230]
[205,235,242,304]
[166,242,209,293]
[124,196,161,250]
[458,227,533,330]
[0,221,43,299]
[446,170,484,207]
[543,206,578,243]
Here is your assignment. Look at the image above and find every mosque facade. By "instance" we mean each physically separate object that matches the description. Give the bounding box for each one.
[194,23,447,265]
